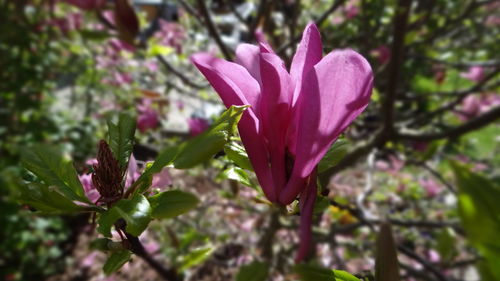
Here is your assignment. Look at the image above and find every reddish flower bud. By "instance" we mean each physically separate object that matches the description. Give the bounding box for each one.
[92,140,123,204]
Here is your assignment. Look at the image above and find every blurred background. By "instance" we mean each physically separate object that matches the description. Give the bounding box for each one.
[1,0,499,280]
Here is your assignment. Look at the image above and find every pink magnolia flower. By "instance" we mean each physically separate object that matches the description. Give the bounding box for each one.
[460,66,484,82]
[191,23,373,261]
[188,117,210,136]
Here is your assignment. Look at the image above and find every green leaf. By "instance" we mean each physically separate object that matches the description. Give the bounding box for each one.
[313,195,329,215]
[451,162,500,280]
[107,113,136,170]
[179,246,214,271]
[294,264,360,281]
[97,195,151,237]
[332,270,362,281]
[103,250,131,276]
[375,222,400,281]
[318,139,348,173]
[236,261,269,281]
[79,30,111,41]
[148,44,174,56]
[220,166,254,187]
[149,190,199,219]
[224,141,253,170]
[436,228,456,261]
[7,176,86,214]
[173,105,247,169]
[21,144,87,202]
[90,238,113,251]
[131,106,246,195]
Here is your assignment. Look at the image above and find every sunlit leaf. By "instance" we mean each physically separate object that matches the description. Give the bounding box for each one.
[21,144,87,202]
[97,195,151,237]
[318,139,348,173]
[103,250,131,276]
[107,113,136,171]
[236,261,269,281]
[179,246,214,271]
[149,190,199,219]
[224,141,253,171]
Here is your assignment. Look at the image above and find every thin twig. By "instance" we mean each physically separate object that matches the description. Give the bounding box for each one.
[156,55,208,89]
[196,0,233,60]
[398,106,500,141]
[123,230,181,281]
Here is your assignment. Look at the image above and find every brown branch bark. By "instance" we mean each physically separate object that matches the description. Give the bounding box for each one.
[398,106,500,142]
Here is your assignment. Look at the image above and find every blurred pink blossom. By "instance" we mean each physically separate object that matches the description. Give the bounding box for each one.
[151,168,173,190]
[370,45,391,65]
[460,66,484,82]
[419,178,442,198]
[176,100,185,111]
[137,99,160,133]
[81,252,99,268]
[344,0,360,19]
[154,20,186,53]
[188,117,210,136]
[457,94,500,121]
[144,60,159,72]
[428,249,441,263]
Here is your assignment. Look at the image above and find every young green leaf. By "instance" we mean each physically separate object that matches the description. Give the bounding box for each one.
[97,194,151,237]
[20,144,87,202]
[219,166,254,187]
[224,141,253,171]
[149,190,199,219]
[294,264,360,281]
[173,105,247,169]
[103,250,131,276]
[451,162,500,280]
[107,112,136,171]
[318,139,348,173]
[236,261,269,281]
[179,246,214,271]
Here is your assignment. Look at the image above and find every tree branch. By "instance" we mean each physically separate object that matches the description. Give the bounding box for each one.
[196,0,233,60]
[276,0,346,55]
[398,106,500,142]
[156,55,208,89]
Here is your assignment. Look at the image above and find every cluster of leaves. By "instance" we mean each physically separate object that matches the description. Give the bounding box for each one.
[11,105,247,275]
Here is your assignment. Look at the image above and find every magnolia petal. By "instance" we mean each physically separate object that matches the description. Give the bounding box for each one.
[235,43,262,86]
[259,52,294,197]
[296,170,317,263]
[191,53,276,201]
[190,53,261,115]
[255,29,275,53]
[287,23,323,157]
[280,49,373,204]
[290,22,323,106]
